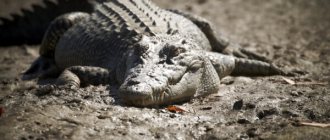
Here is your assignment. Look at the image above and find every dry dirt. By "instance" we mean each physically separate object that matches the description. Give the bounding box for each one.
[0,0,330,139]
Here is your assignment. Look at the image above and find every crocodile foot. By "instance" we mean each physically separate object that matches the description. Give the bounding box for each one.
[222,43,271,62]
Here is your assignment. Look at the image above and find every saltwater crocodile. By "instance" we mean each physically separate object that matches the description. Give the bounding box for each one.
[22,0,291,106]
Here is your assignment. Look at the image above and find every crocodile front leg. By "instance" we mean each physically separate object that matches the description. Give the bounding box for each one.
[163,57,221,102]
[169,9,270,62]
[56,66,112,88]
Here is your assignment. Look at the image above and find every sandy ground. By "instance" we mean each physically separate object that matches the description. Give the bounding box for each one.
[0,0,330,139]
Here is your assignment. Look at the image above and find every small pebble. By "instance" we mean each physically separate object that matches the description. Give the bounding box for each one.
[245,103,256,109]
[290,91,299,96]
[200,106,212,110]
[233,99,243,110]
[169,113,179,118]
[237,118,250,124]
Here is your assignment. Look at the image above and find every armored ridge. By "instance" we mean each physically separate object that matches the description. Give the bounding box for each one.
[92,0,203,38]
[0,0,95,46]
[23,0,293,107]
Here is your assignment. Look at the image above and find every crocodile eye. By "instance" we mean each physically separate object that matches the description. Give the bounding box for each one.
[161,45,186,65]
[159,44,186,64]
[172,47,186,57]
[166,45,186,57]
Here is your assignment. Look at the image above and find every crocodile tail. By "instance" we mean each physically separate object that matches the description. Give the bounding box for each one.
[0,0,95,46]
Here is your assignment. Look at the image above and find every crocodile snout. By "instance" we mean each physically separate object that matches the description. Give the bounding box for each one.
[119,82,154,106]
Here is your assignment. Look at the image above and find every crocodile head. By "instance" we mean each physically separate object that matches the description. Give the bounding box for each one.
[118,35,219,107]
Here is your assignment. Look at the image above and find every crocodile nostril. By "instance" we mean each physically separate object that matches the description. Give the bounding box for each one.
[119,82,153,106]
[126,80,140,86]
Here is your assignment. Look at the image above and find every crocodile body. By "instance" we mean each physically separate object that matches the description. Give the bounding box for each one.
[23,0,289,106]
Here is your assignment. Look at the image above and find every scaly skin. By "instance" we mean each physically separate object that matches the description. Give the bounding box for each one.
[23,0,290,107]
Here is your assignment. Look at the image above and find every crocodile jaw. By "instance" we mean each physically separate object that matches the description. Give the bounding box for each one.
[118,53,205,107]
[118,68,202,107]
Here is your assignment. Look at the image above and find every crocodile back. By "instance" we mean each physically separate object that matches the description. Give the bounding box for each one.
[55,0,210,70]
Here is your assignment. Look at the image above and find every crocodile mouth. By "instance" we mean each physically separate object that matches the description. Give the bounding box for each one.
[119,54,204,107]
[119,70,199,107]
